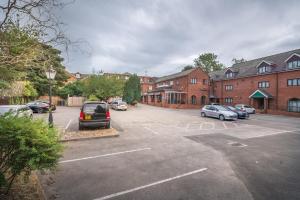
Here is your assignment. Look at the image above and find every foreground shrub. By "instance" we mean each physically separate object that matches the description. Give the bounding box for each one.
[0,115,63,194]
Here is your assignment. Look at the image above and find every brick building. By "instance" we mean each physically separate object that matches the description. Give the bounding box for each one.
[141,68,210,108]
[141,49,300,116]
[209,49,300,116]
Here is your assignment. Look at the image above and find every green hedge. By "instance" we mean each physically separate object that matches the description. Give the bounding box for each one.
[0,115,63,194]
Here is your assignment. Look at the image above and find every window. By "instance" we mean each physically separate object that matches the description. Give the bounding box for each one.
[225,85,233,91]
[149,86,152,91]
[190,78,197,84]
[176,80,179,85]
[201,96,206,105]
[288,60,300,69]
[170,81,173,85]
[287,78,300,86]
[203,79,207,85]
[258,81,270,88]
[191,95,197,104]
[224,98,233,103]
[226,72,233,78]
[288,99,300,112]
[258,66,271,74]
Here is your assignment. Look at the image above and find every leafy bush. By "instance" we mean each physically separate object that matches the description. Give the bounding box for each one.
[88,94,99,101]
[0,115,63,194]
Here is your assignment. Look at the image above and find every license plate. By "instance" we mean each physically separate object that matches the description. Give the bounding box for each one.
[85,115,91,120]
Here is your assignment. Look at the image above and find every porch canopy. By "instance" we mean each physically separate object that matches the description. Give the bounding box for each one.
[249,89,273,99]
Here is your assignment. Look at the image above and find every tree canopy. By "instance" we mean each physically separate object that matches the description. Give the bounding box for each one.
[57,81,84,99]
[193,53,225,73]
[181,65,194,72]
[123,75,141,104]
[0,25,69,94]
[83,75,125,101]
[232,58,247,64]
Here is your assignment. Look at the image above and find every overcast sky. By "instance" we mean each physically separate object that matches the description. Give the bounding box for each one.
[57,0,300,76]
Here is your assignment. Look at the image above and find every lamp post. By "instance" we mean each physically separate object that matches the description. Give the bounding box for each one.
[45,66,56,127]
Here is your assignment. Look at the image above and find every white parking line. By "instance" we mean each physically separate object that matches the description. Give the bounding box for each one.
[222,122,228,129]
[93,168,208,200]
[59,148,151,164]
[144,127,159,135]
[65,119,72,131]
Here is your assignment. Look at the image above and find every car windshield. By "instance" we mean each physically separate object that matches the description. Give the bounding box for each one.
[83,103,106,113]
[119,102,127,105]
[215,105,230,111]
[244,105,252,108]
[0,107,16,114]
[228,106,236,110]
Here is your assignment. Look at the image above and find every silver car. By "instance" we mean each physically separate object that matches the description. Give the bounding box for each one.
[112,101,128,111]
[201,105,238,121]
[0,105,33,118]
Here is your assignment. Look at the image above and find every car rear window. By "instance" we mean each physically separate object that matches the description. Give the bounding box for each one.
[244,105,251,108]
[83,103,106,113]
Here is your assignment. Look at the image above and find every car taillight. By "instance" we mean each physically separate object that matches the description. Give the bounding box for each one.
[80,111,85,120]
[106,111,110,119]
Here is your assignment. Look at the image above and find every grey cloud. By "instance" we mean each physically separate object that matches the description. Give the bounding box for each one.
[57,0,300,76]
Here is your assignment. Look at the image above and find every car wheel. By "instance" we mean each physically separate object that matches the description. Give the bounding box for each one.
[106,122,111,129]
[219,114,225,121]
[37,108,43,114]
[201,112,206,117]
[30,114,33,119]
[253,110,256,114]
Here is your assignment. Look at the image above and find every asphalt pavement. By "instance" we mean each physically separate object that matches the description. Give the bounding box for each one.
[38,104,300,200]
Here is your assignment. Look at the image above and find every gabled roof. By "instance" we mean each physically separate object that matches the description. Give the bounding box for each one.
[249,89,273,99]
[210,48,300,81]
[255,60,274,68]
[284,53,300,62]
[155,68,196,83]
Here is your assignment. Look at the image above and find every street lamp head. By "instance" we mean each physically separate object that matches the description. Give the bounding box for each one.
[45,66,56,80]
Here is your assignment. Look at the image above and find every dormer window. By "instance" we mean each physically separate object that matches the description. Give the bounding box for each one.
[226,72,233,78]
[258,65,271,74]
[75,73,81,79]
[225,68,234,78]
[285,53,300,70]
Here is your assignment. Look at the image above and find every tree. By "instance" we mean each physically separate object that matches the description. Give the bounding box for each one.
[0,115,62,194]
[123,75,141,104]
[0,0,70,45]
[83,75,125,101]
[181,65,194,72]
[193,53,225,73]
[57,81,84,99]
[232,58,247,64]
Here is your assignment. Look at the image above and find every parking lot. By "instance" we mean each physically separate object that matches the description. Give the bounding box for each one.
[39,104,300,200]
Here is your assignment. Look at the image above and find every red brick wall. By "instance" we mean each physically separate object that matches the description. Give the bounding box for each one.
[212,70,300,116]
[187,68,209,106]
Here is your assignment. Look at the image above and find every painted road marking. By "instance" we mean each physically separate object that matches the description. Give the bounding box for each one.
[93,168,208,200]
[59,148,151,164]
[65,119,72,131]
[144,126,159,135]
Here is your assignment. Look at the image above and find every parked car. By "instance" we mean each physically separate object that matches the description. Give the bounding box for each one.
[79,101,111,130]
[235,104,256,114]
[27,101,50,113]
[225,106,249,119]
[0,105,33,118]
[112,101,127,111]
[201,105,238,121]
[34,100,56,111]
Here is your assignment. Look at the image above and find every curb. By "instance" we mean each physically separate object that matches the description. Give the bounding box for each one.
[59,134,119,142]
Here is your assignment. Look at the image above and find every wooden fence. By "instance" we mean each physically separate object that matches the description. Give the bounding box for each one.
[67,96,86,107]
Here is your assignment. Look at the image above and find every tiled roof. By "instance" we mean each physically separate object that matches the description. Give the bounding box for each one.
[155,68,196,83]
[209,48,300,81]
